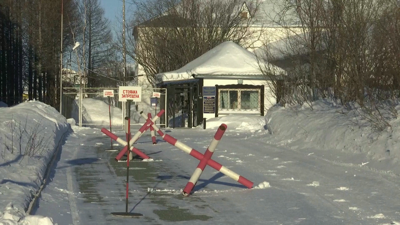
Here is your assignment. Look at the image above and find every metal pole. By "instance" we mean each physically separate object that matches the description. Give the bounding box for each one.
[79,78,82,127]
[59,0,64,113]
[122,0,127,129]
[73,42,82,127]
[109,96,113,150]
[125,100,131,213]
[123,0,126,86]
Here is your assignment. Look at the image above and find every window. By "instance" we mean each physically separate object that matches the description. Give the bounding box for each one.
[241,12,248,19]
[241,91,258,110]
[219,89,260,111]
[220,90,238,109]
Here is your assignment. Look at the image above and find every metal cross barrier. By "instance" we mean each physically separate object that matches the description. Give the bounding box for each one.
[140,112,254,195]
[104,109,165,161]
[101,128,150,160]
[182,124,227,196]
[148,113,157,145]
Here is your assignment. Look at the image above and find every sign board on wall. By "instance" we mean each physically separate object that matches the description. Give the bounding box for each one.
[203,86,216,113]
[118,86,142,102]
[151,97,158,107]
[203,96,215,113]
[203,86,216,97]
[103,90,114,97]
[152,92,161,98]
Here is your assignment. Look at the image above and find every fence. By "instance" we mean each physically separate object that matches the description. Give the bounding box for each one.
[61,86,167,129]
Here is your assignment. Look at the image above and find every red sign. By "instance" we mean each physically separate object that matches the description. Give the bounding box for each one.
[118,86,142,102]
[152,92,161,98]
[103,90,114,97]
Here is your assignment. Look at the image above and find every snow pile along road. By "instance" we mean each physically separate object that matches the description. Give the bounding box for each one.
[0,101,70,225]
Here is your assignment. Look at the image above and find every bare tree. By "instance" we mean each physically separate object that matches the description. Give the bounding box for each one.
[127,0,261,86]
[259,0,398,130]
[71,0,114,87]
[0,0,78,107]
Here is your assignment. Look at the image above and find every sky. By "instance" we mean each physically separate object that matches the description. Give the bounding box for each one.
[100,0,124,27]
[1,96,400,224]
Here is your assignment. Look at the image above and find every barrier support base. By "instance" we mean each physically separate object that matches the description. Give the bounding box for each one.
[111,212,143,218]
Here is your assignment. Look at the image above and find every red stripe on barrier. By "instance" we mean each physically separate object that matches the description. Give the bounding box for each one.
[197,150,212,169]
[183,182,195,195]
[189,150,204,161]
[163,134,178,145]
[115,146,128,161]
[156,109,165,117]
[138,120,152,133]
[101,128,118,141]
[132,147,150,159]
[238,176,254,189]
[214,124,227,141]
[206,158,223,171]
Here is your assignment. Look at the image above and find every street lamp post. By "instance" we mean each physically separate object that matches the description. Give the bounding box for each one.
[59,0,64,114]
[73,42,82,127]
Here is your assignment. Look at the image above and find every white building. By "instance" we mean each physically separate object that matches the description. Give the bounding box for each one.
[133,0,303,127]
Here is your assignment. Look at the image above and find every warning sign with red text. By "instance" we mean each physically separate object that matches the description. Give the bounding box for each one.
[103,90,114,97]
[118,86,142,102]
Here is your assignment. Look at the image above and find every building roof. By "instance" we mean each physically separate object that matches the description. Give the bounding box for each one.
[135,0,301,31]
[156,41,285,83]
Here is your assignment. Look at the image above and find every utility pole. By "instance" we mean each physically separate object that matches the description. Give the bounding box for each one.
[59,0,64,114]
[122,0,127,126]
[123,0,127,86]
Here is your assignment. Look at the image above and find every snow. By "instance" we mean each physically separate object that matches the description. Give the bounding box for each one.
[70,98,124,126]
[0,101,70,225]
[156,41,285,82]
[1,98,400,224]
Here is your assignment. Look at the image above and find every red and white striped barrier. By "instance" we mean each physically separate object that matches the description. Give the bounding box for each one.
[148,113,157,145]
[182,124,227,196]
[140,113,253,192]
[101,128,150,160]
[110,109,165,161]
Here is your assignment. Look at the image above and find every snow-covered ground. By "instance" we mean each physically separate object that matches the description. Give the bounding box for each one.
[1,99,400,224]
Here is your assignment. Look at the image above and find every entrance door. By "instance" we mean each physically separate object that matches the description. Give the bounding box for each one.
[166,83,199,128]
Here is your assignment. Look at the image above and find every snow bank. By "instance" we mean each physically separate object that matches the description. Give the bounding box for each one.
[71,98,124,126]
[0,101,70,224]
[201,114,266,132]
[265,100,400,174]
[0,101,7,107]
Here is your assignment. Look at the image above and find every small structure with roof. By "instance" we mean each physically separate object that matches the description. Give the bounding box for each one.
[156,41,285,128]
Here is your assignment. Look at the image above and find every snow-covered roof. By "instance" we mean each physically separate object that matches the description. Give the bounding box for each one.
[156,41,286,83]
[254,32,327,61]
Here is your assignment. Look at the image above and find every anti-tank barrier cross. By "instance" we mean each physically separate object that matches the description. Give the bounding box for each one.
[140,112,253,195]
[101,109,165,161]
[182,123,226,196]
[101,128,151,160]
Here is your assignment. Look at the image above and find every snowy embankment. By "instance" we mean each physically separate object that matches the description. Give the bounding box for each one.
[265,100,400,175]
[0,101,70,225]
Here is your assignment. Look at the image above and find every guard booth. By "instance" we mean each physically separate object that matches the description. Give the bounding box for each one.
[154,41,286,128]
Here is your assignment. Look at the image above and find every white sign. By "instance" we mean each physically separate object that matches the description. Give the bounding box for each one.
[152,92,161,98]
[103,90,114,97]
[118,86,142,102]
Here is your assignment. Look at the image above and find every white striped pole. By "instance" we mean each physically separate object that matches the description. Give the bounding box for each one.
[140,113,253,189]
[148,113,157,145]
[112,109,165,161]
[101,128,150,160]
[182,124,227,196]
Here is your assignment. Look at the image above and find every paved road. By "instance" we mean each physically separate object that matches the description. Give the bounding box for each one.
[33,127,400,225]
